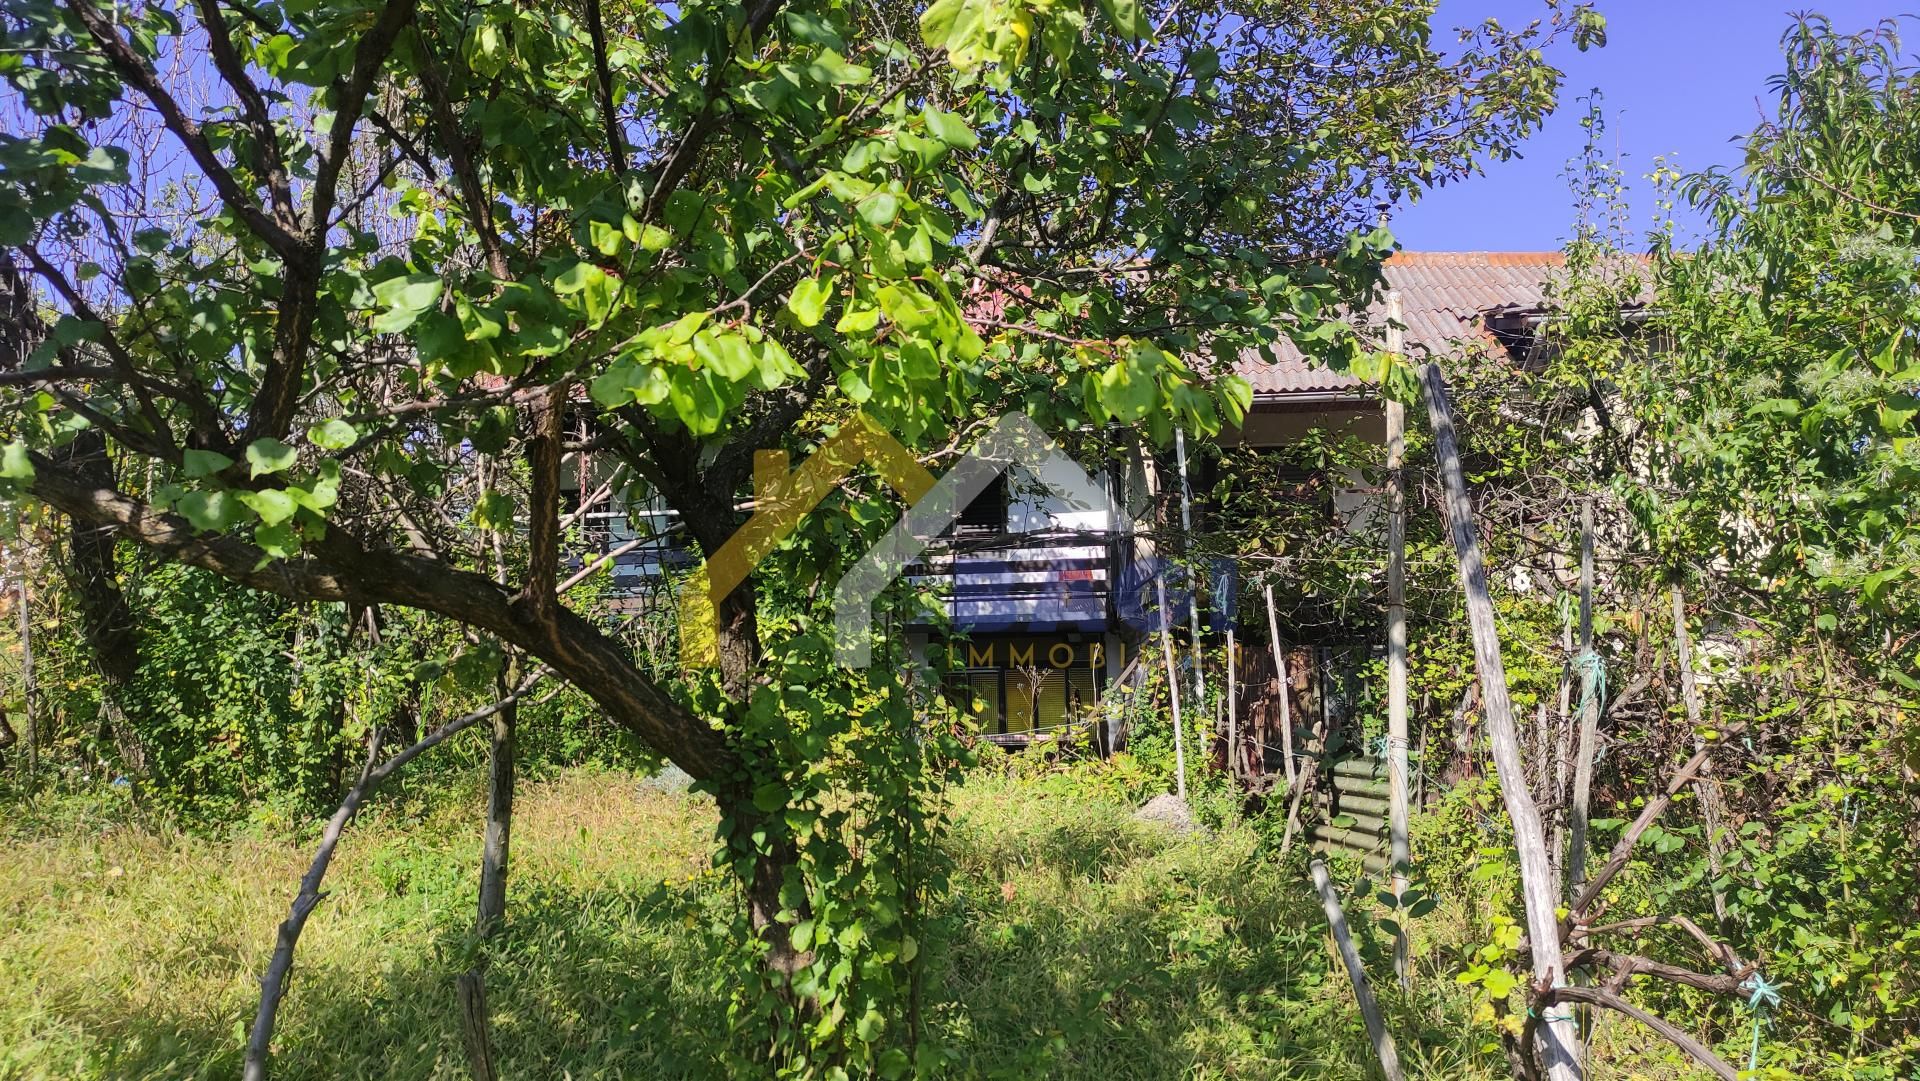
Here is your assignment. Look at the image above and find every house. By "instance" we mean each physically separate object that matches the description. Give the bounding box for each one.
[570,252,1577,750]
[899,252,1575,749]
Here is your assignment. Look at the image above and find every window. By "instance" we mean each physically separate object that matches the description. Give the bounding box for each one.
[955,473,1008,535]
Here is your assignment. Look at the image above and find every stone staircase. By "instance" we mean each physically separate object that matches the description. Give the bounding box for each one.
[1311,755,1391,873]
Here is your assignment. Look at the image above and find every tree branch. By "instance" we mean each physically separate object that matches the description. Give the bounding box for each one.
[65,0,303,258]
[193,0,298,230]
[584,0,630,176]
[1525,985,1739,1081]
[1569,721,1747,918]
[245,0,416,443]
[23,453,736,780]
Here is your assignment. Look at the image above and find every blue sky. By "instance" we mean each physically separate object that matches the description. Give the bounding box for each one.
[1391,1,1915,253]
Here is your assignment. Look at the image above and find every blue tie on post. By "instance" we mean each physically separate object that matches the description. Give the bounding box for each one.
[1739,972,1780,1075]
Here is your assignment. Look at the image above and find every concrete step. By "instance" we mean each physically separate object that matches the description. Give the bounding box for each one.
[1329,792,1390,817]
[1332,757,1388,781]
[1311,822,1388,852]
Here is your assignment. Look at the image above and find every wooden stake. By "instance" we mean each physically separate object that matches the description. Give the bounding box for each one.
[1311,857,1407,1081]
[1671,585,1731,929]
[1174,427,1205,706]
[1155,571,1188,802]
[1226,627,1240,778]
[244,682,541,1081]
[1566,500,1601,899]
[1384,290,1412,990]
[1422,364,1581,1081]
[476,665,518,938]
[456,971,500,1081]
[15,560,35,776]
[1265,584,1297,788]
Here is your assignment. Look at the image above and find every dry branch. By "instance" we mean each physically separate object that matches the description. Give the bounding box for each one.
[243,674,546,1081]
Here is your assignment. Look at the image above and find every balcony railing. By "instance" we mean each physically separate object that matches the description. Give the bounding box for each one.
[904,528,1119,633]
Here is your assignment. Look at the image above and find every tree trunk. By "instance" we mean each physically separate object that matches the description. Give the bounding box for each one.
[16,556,36,775]
[1422,364,1580,1081]
[476,663,518,938]
[55,430,145,770]
[744,826,811,976]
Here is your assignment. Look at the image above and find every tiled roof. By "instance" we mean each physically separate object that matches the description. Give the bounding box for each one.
[1237,251,1570,398]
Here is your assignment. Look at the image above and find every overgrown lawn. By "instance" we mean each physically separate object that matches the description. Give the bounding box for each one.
[0,768,1676,1080]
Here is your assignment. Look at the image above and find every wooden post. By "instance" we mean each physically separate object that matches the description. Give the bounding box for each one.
[1155,571,1188,802]
[1174,427,1205,708]
[1226,627,1240,778]
[1422,364,1581,1081]
[15,558,35,776]
[1265,584,1297,788]
[1384,290,1412,990]
[1566,500,1601,899]
[1671,585,1730,929]
[244,685,538,1081]
[1311,858,1407,1081]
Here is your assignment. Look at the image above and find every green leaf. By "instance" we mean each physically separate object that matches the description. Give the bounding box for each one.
[457,297,504,342]
[245,438,298,478]
[693,330,755,381]
[859,192,901,227]
[238,489,297,526]
[553,260,608,295]
[589,220,624,257]
[308,419,359,451]
[1877,392,1919,433]
[286,461,341,513]
[371,273,444,334]
[752,781,787,813]
[665,367,730,437]
[1097,0,1147,39]
[180,490,245,532]
[182,449,234,479]
[838,368,872,402]
[254,522,301,558]
[1481,968,1519,999]
[0,441,34,481]
[805,48,871,86]
[471,489,514,532]
[836,306,881,335]
[1098,342,1162,421]
[591,358,671,407]
[788,275,834,327]
[922,106,978,149]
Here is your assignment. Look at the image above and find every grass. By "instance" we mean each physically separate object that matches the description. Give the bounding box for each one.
[0,766,1692,1080]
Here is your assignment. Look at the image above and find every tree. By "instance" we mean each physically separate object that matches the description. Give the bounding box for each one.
[0,0,1601,1068]
[1634,15,1920,678]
